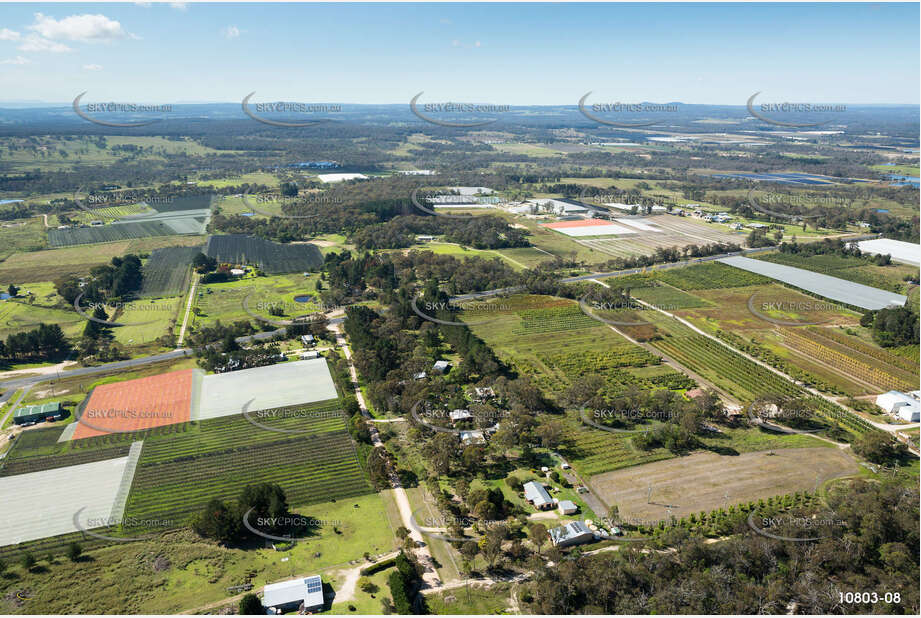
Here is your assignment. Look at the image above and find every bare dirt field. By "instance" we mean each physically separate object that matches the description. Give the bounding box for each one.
[590,447,858,521]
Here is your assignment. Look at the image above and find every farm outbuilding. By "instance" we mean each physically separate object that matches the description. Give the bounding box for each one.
[13,402,63,425]
[876,391,920,422]
[558,500,579,515]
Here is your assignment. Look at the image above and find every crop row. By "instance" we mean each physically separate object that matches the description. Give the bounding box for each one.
[515,305,600,334]
[140,403,345,464]
[656,262,770,290]
[140,245,201,298]
[783,330,916,392]
[0,444,130,477]
[205,234,323,274]
[653,332,799,402]
[654,326,875,436]
[125,431,370,522]
[566,428,673,476]
[48,220,183,248]
[805,326,920,376]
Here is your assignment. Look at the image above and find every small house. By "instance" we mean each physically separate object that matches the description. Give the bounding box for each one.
[432,360,451,374]
[473,386,495,400]
[460,430,485,445]
[300,334,315,346]
[299,350,321,360]
[549,521,595,547]
[523,481,556,510]
[449,409,472,423]
[261,575,324,614]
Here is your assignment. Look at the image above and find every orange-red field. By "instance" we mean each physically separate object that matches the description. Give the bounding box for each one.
[540,218,612,229]
[72,369,194,440]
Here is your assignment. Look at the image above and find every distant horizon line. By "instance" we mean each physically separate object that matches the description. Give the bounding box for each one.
[1,100,919,109]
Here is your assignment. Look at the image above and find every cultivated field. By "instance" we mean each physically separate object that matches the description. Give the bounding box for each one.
[464,294,694,400]
[719,255,907,310]
[124,401,370,525]
[197,359,339,420]
[72,369,195,440]
[48,220,198,248]
[591,447,858,521]
[576,214,746,259]
[139,245,201,297]
[0,453,134,547]
[205,234,323,273]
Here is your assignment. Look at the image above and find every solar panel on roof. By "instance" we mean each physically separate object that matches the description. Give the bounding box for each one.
[306,579,322,593]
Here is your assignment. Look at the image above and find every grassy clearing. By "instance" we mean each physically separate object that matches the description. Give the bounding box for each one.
[0,492,395,615]
[491,142,567,157]
[191,272,321,329]
[0,243,135,283]
[0,217,46,259]
[425,582,513,614]
[192,171,279,189]
[488,212,606,265]
[870,163,920,176]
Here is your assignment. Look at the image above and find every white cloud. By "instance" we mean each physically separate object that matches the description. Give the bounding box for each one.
[28,12,130,42]
[452,39,482,49]
[18,34,72,53]
[0,56,30,65]
[134,1,152,7]
[83,63,103,71]
[222,25,240,39]
[170,3,188,11]
[0,28,21,41]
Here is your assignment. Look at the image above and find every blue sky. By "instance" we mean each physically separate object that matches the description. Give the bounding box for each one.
[0,2,918,105]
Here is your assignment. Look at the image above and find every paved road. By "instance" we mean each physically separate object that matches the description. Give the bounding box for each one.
[0,315,347,398]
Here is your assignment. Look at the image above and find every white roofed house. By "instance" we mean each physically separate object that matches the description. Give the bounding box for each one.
[549,521,595,547]
[460,430,485,445]
[523,480,556,510]
[473,386,496,400]
[450,409,473,423]
[432,360,451,374]
[261,575,324,613]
